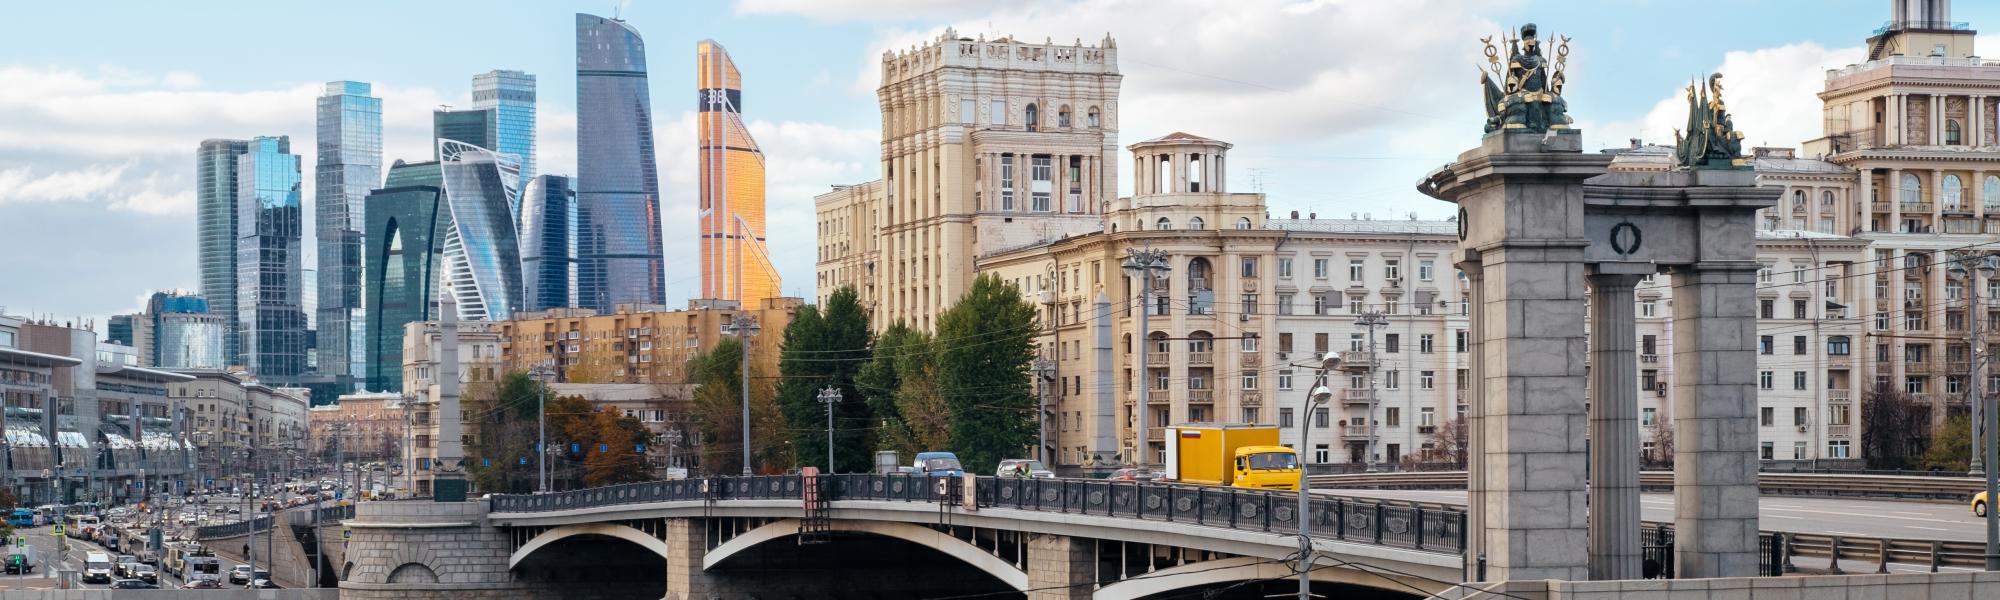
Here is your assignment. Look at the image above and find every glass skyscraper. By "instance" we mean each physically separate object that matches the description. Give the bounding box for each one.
[314,81,382,386]
[437,139,524,322]
[472,69,536,191]
[197,138,249,364]
[520,174,576,311]
[235,136,307,378]
[576,13,664,310]
[143,292,226,369]
[363,160,448,392]
[433,108,497,156]
[697,40,780,303]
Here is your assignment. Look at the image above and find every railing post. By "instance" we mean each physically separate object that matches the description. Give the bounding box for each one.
[1414,506,1425,550]
[1876,539,1890,574]
[1134,481,1143,520]
[1227,488,1237,528]
[1828,536,1845,574]
[1783,533,1797,573]
[1930,540,1942,573]
[1334,500,1345,540]
[1373,502,1385,545]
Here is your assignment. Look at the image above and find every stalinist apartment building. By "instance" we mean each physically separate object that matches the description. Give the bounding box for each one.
[818,29,1123,331]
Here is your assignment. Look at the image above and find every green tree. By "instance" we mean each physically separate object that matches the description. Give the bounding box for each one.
[934,273,1039,473]
[857,324,949,459]
[464,371,555,494]
[1923,415,1972,471]
[689,337,791,475]
[776,287,875,473]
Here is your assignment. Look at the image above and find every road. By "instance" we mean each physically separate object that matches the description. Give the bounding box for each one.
[1316,488,1986,542]
[0,523,188,590]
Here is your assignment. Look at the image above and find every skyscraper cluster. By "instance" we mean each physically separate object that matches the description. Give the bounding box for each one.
[170,13,691,396]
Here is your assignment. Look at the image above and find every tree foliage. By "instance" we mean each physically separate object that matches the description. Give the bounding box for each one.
[775,287,875,473]
[1643,422,1676,469]
[934,273,1039,474]
[1861,384,1932,470]
[1923,415,1971,472]
[689,337,792,475]
[463,371,551,494]
[858,323,950,459]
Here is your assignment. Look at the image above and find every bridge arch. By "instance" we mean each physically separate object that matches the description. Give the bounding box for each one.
[1092,556,1429,600]
[507,522,673,570]
[703,518,1029,592]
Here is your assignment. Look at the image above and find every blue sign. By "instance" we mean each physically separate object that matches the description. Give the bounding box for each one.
[518,457,527,465]
[635,443,646,453]
[597,444,608,454]
[481,458,490,467]
[570,443,580,454]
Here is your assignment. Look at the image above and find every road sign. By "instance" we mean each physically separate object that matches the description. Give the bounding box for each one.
[341,528,351,541]
[51,524,63,537]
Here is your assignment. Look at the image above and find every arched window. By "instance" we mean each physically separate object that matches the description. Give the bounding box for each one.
[1024,103,1038,131]
[1155,217,1173,230]
[1087,106,1101,128]
[1058,105,1072,128]
[1187,258,1211,290]
[1188,331,1213,353]
[1123,334,1132,354]
[1948,120,1964,145]
[1902,173,1922,204]
[1187,216,1206,230]
[1236,217,1253,230]
[1151,331,1171,354]
[1792,190,1806,211]
[1822,190,1836,206]
[1944,174,1964,209]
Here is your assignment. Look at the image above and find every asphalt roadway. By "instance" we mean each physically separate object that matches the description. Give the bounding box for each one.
[1316,488,1988,542]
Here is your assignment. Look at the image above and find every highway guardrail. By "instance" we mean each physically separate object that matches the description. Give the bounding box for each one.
[1309,470,1984,501]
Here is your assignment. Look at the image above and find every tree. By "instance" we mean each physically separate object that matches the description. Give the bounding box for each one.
[582,408,653,487]
[1923,415,1971,472]
[858,324,951,459]
[775,287,875,473]
[1643,422,1676,469]
[934,274,1039,474]
[1419,417,1469,468]
[463,371,555,494]
[688,337,792,475]
[1861,384,1932,470]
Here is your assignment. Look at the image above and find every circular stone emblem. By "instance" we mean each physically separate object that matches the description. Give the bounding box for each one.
[1089,491,1106,505]
[1145,494,1165,510]
[1610,221,1643,256]
[1387,517,1411,534]
[1175,497,1195,512]
[1239,503,1260,519]
[1274,506,1294,521]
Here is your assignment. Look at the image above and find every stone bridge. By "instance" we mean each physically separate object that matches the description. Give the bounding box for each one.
[337,474,1469,600]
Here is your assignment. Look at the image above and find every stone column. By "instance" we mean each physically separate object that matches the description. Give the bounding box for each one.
[1934,169,1946,223]
[1670,259,1764,578]
[1934,94,1945,145]
[1859,168,1875,233]
[1457,257,1488,569]
[1977,170,1988,219]
[1026,533,1093,600]
[1587,269,1648,580]
[1889,168,1904,230]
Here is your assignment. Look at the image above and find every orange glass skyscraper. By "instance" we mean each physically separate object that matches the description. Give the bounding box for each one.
[697,40,779,303]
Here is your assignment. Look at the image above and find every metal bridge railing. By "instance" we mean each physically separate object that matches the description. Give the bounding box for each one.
[489,474,1469,556]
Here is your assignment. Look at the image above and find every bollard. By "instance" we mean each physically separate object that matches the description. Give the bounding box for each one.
[1930,540,1942,573]
[1875,539,1890,574]
[1827,537,1844,574]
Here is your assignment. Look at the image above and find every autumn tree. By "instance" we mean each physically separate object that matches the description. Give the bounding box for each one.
[1643,422,1676,469]
[464,371,553,493]
[934,274,1039,474]
[775,287,875,473]
[688,337,792,475]
[1418,417,1469,468]
[581,408,654,486]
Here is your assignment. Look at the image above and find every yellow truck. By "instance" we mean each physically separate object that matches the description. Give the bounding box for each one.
[1161,423,1300,490]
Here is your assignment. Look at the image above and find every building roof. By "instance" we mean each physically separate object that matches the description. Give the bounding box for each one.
[1756,229,1868,244]
[0,346,81,368]
[1131,131,1230,148]
[1263,218,1456,236]
[96,364,196,382]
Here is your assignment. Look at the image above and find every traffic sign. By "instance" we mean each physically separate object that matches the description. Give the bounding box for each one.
[51,524,64,537]
[341,528,351,541]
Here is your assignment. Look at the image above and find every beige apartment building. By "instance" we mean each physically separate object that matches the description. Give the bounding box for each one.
[827,29,1123,331]
[495,298,802,386]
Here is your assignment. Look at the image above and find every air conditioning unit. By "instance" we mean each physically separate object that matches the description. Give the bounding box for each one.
[1277,352,1290,361]
[1796,425,1809,433]
[1239,314,1251,322]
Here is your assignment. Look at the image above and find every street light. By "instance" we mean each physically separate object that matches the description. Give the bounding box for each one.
[528,364,556,494]
[1294,351,1340,600]
[1948,251,2000,571]
[1031,358,1055,467]
[1121,248,1171,471]
[723,315,762,476]
[817,387,844,473]
[1353,311,1390,473]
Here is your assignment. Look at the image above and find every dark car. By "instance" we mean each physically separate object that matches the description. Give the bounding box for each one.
[110,579,158,589]
[131,564,158,584]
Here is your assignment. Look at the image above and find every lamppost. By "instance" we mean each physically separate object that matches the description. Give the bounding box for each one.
[1293,352,1340,600]
[663,429,684,478]
[1122,248,1171,471]
[528,365,556,494]
[1031,358,1055,467]
[722,315,762,475]
[817,387,843,473]
[1948,251,2000,570]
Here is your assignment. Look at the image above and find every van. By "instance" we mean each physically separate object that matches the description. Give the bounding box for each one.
[911,452,964,477]
[82,552,113,583]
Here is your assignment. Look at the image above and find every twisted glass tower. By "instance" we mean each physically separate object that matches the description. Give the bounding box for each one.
[698,39,780,303]
[437,139,524,321]
[314,80,382,384]
[576,13,664,310]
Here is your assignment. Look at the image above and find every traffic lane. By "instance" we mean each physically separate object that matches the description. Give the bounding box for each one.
[1312,489,1987,543]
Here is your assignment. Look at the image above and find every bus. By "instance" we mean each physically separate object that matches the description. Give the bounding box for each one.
[185,556,221,582]
[65,514,100,538]
[8,509,34,528]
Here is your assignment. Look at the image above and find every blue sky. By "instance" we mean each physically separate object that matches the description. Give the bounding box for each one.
[1,0,1989,329]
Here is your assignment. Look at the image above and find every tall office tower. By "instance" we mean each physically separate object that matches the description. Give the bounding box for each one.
[314,81,382,385]
[197,138,250,363]
[106,315,135,346]
[576,13,664,310]
[697,40,780,303]
[433,108,498,155]
[235,136,308,378]
[855,30,1121,331]
[520,174,577,311]
[472,70,537,190]
[363,160,449,392]
[140,291,226,369]
[437,139,524,322]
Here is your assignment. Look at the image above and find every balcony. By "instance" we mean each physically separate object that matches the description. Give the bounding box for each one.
[1827,424,1851,438]
[1948,360,1972,373]
[1189,389,1214,403]
[1343,388,1373,406]
[1455,389,1465,403]
[1640,354,1660,364]
[1148,428,1165,442]
[1189,277,1212,292]
[1343,425,1371,438]
[1189,352,1213,366]
[1904,360,1934,374]
[1871,201,1892,213]
[1418,425,1437,435]
[1943,203,1974,216]
[1338,351,1374,371]
[1902,201,1933,214]
[1147,353,1171,367]
[1240,353,1262,368]
[1828,389,1851,403]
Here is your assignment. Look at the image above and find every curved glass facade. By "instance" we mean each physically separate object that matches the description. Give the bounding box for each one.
[576,13,664,310]
[362,160,447,392]
[438,140,524,322]
[697,40,780,303]
[520,174,576,311]
[196,139,249,364]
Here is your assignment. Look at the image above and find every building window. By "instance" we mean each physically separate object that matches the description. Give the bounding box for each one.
[961,98,976,124]
[1759,335,1773,355]
[1279,407,1294,428]
[992,99,1006,126]
[1640,300,1657,317]
[1240,336,1258,352]
[1313,408,1330,428]
[1278,258,1293,278]
[1793,371,1807,390]
[1277,293,1294,315]
[1828,336,1851,355]
[1759,299,1774,319]
[1793,299,1808,319]
[1760,406,1775,426]
[1948,120,1964,145]
[1030,156,1052,211]
[1348,259,1365,281]
[1278,370,1294,390]
[1057,105,1071,128]
[1314,259,1330,279]
[1242,373,1259,390]
[1385,259,1401,281]
[1242,294,1259,315]
[1419,370,1435,389]
[1155,217,1172,230]
[1000,154,1015,211]
[1828,440,1850,458]
[1759,371,1773,390]
[1419,334,1434,354]
[1793,336,1807,355]
[1384,334,1400,354]
[1240,257,1258,278]
[1455,330,1467,353]
[1236,217,1252,229]
[1641,408,1657,427]
[1419,260,1434,281]
[1314,444,1330,464]
[1087,106,1100,128]
[1024,103,1039,131]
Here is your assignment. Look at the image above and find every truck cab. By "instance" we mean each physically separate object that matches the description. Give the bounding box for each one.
[1231,446,1302,490]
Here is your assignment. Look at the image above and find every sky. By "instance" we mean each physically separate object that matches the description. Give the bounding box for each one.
[1,0,1989,331]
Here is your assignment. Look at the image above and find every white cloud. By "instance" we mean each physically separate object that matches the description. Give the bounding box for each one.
[0,164,127,204]
[1592,41,1866,153]
[733,0,990,22]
